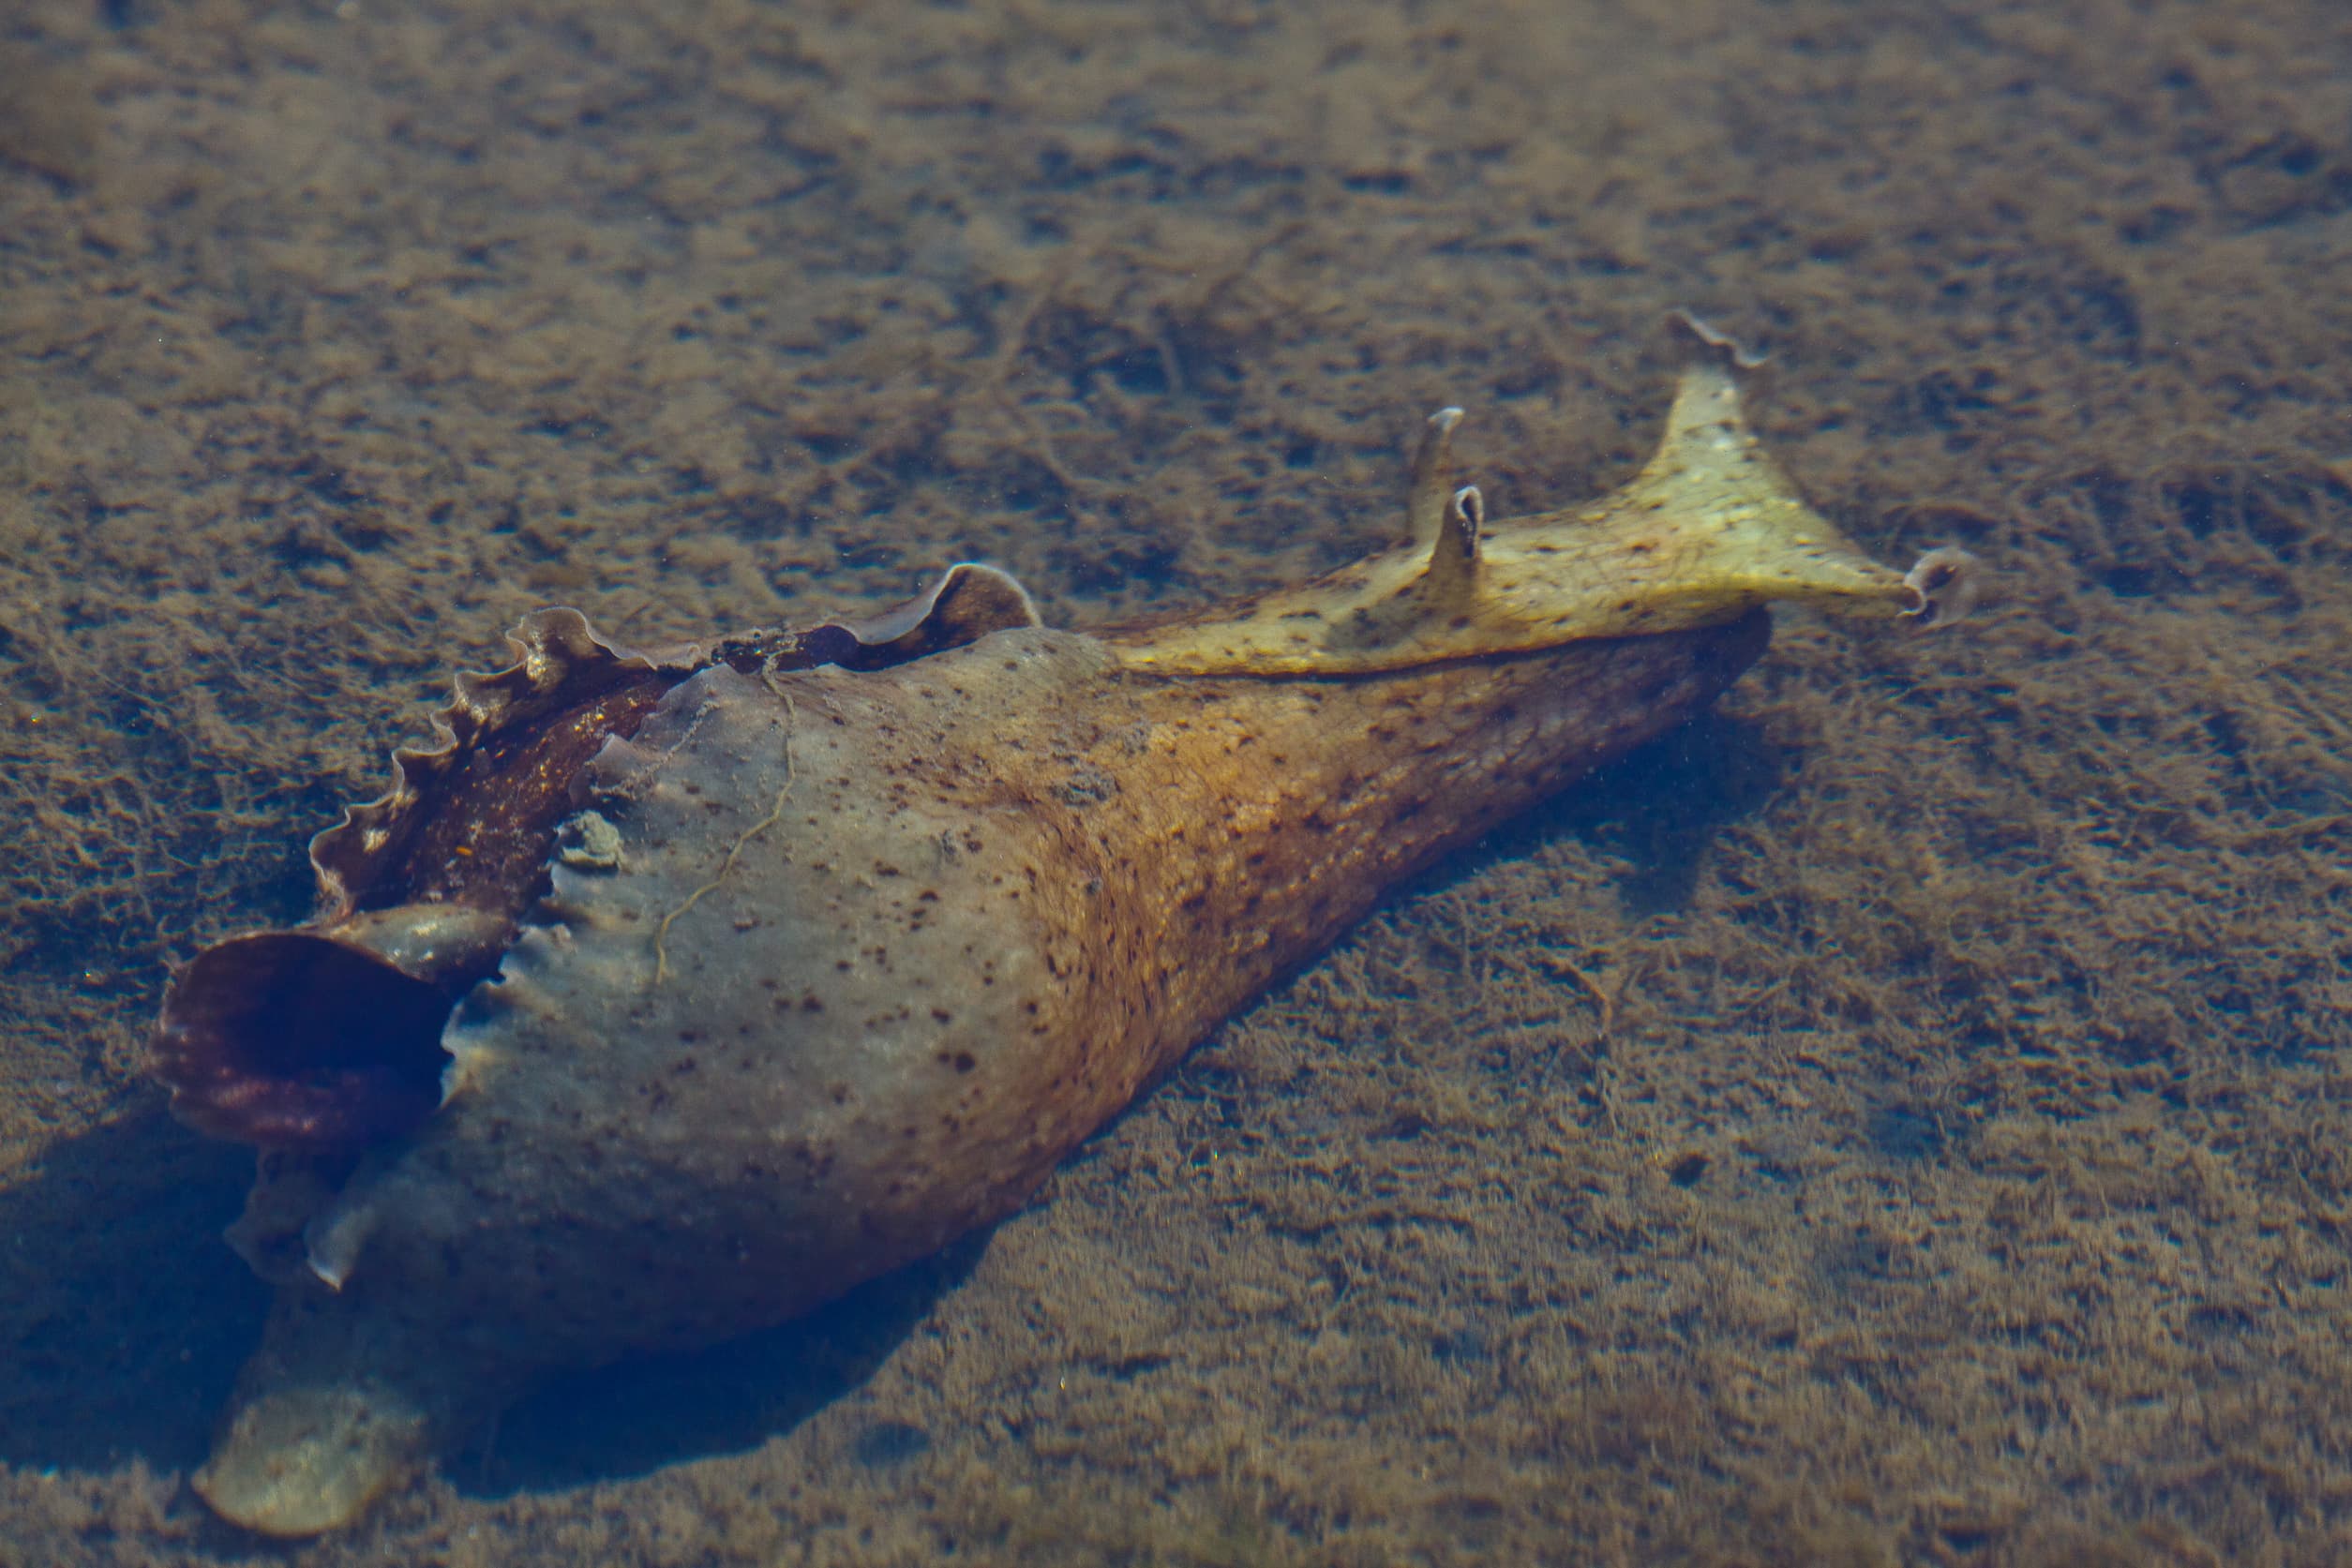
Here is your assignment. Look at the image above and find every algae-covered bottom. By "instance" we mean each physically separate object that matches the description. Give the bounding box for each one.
[5,0,2350,1561]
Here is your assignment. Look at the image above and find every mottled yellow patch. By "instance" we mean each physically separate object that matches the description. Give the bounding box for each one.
[1109,361,1924,677]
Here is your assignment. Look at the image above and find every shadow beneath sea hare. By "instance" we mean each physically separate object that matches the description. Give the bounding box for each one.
[1465,707,1786,915]
[0,1091,985,1504]
[0,1101,265,1474]
[448,1231,992,1499]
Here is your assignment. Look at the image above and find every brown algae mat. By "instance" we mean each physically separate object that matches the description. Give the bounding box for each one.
[3,0,2351,1563]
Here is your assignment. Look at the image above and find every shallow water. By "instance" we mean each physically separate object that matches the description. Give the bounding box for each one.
[3,0,2351,1562]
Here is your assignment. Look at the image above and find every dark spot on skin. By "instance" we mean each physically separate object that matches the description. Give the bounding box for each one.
[932,1008,953,1023]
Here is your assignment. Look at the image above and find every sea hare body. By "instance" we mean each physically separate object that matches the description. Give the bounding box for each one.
[153,336,1971,1535]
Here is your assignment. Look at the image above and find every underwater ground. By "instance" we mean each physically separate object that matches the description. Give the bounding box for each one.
[3,0,2350,1562]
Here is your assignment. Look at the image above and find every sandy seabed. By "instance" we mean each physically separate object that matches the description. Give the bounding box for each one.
[3,1,2351,1563]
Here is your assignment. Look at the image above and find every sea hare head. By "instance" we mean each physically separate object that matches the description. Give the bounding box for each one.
[191,1290,445,1539]
[1106,313,1977,676]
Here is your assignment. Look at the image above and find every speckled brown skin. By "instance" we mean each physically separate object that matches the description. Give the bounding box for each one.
[188,610,1765,1536]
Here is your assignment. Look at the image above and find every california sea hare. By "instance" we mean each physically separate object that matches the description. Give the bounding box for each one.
[151,326,1977,1535]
